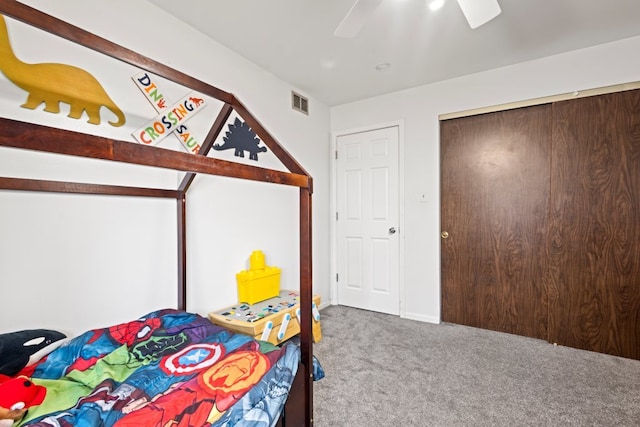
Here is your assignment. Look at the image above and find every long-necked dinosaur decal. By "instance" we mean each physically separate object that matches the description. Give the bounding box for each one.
[0,14,125,127]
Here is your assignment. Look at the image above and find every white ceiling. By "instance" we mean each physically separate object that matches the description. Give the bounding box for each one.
[147,0,640,106]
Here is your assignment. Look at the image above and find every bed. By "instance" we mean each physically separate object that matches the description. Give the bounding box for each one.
[0,1,315,426]
[2,309,303,426]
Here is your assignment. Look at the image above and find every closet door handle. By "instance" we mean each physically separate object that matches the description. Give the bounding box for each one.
[389,227,396,235]
[441,231,449,239]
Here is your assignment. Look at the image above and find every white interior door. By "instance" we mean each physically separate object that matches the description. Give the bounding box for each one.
[336,126,399,315]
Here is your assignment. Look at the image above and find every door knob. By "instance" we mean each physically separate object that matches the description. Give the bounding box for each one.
[441,231,449,239]
[389,227,396,235]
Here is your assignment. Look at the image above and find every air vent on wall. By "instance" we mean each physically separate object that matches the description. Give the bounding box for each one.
[291,91,309,115]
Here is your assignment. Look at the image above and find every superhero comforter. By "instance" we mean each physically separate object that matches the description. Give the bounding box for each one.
[15,308,300,427]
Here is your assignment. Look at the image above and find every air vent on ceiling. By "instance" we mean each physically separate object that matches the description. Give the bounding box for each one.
[291,91,309,115]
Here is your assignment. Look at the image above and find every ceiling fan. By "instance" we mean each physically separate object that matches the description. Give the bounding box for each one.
[334,0,501,38]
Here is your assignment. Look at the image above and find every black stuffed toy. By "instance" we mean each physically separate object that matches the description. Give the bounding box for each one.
[0,330,67,376]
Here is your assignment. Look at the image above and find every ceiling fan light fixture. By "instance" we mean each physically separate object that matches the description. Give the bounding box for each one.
[456,0,501,29]
[428,0,445,11]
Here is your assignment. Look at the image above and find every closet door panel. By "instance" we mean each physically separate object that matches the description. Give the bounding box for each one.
[550,89,640,359]
[441,105,551,340]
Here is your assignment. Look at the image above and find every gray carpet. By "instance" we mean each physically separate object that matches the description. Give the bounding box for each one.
[312,305,640,426]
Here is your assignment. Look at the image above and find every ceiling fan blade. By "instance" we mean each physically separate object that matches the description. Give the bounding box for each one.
[456,0,501,29]
[334,0,384,38]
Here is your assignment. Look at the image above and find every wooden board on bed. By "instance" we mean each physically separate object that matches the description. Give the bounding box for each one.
[208,290,322,345]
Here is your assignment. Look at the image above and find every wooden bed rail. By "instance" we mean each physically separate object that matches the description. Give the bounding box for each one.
[0,118,310,189]
[0,2,233,103]
[0,177,181,198]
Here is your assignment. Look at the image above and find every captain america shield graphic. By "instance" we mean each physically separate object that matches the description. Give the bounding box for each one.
[161,343,225,375]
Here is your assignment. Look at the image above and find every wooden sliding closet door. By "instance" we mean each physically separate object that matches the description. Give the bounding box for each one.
[440,105,551,340]
[549,90,640,359]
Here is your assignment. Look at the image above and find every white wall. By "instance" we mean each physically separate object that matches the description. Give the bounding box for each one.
[331,35,640,323]
[0,0,330,335]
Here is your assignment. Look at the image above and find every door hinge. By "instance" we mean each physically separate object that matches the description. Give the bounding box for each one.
[335,150,338,160]
[336,273,339,282]
[336,211,339,221]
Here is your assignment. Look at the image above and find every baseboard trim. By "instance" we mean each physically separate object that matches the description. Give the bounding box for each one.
[403,312,440,324]
[318,301,332,311]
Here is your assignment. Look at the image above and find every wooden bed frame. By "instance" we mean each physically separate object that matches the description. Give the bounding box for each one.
[0,2,314,426]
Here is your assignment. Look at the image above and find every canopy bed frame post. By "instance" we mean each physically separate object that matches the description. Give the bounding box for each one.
[178,193,187,311]
[299,185,314,425]
[175,103,234,312]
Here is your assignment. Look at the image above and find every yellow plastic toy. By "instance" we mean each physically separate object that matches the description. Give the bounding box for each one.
[236,250,281,304]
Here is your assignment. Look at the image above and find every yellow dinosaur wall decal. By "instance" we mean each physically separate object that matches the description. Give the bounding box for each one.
[0,15,125,127]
